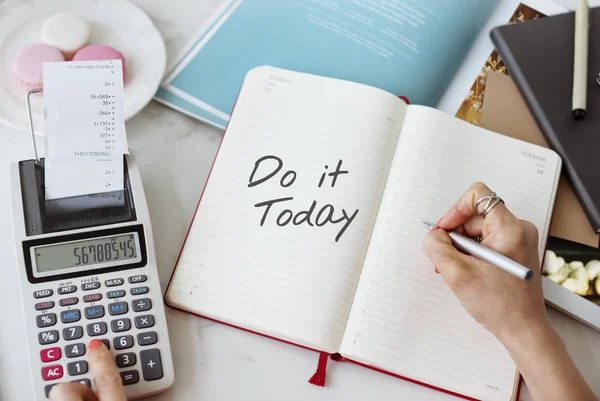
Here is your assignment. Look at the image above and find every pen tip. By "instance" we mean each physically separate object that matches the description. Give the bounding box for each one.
[422,221,436,230]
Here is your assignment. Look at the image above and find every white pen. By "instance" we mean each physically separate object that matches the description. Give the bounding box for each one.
[573,0,589,120]
[422,221,533,281]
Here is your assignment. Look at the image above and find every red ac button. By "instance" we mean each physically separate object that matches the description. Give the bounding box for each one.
[41,365,63,381]
[41,347,61,362]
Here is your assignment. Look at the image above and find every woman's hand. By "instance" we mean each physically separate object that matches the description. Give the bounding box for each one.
[49,339,126,401]
[423,182,597,401]
[422,182,549,342]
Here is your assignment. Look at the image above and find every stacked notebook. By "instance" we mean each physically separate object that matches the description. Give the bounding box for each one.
[165,66,562,401]
[491,7,600,232]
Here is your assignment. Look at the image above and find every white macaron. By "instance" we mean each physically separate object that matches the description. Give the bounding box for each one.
[41,12,91,59]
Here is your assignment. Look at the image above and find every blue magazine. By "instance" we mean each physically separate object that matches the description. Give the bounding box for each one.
[155,0,498,128]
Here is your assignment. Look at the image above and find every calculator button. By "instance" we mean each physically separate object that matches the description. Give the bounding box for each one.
[130,286,149,296]
[59,297,79,307]
[105,278,124,287]
[128,275,147,284]
[120,370,139,385]
[134,315,154,329]
[132,298,151,312]
[100,339,110,350]
[39,330,59,345]
[140,349,163,381]
[35,301,55,311]
[40,347,61,362]
[116,352,136,367]
[113,335,134,350]
[81,282,100,291]
[44,383,59,397]
[60,309,81,324]
[110,318,131,333]
[84,305,104,319]
[37,313,57,328]
[65,343,86,358]
[71,378,91,387]
[34,289,53,298]
[108,302,128,316]
[82,293,102,303]
[137,331,158,346]
[67,361,88,376]
[41,364,63,381]
[106,290,126,299]
[58,285,77,295]
[87,322,107,336]
[63,326,83,341]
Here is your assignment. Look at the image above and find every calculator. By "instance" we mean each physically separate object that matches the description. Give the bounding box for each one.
[10,155,175,400]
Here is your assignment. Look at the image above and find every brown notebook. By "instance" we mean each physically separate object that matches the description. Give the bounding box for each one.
[491,9,600,232]
[480,71,599,248]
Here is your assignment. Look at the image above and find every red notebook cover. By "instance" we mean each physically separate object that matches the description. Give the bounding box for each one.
[162,89,522,401]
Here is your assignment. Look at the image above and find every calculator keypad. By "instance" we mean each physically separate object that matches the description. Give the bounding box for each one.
[60,309,81,324]
[137,332,157,346]
[140,349,163,381]
[116,352,136,367]
[83,293,102,303]
[35,301,55,311]
[81,282,101,291]
[108,302,128,316]
[84,305,105,319]
[63,326,83,341]
[128,275,147,284]
[32,274,169,397]
[39,330,59,345]
[72,378,91,387]
[67,361,88,376]
[40,347,61,362]
[57,285,77,295]
[42,365,63,381]
[132,298,152,312]
[114,335,134,350]
[87,322,107,336]
[37,313,57,328]
[130,286,149,296]
[34,289,53,298]
[120,370,140,385]
[107,290,126,299]
[111,318,131,333]
[65,343,86,358]
[134,315,154,329]
[105,278,124,287]
[59,297,79,307]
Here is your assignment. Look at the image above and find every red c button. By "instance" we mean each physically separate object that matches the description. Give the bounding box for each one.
[40,347,61,362]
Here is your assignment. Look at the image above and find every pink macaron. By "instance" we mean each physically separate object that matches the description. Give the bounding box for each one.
[73,44,127,80]
[12,44,65,91]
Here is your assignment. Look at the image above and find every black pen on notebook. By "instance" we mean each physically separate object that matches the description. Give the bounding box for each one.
[422,221,533,281]
[573,0,589,120]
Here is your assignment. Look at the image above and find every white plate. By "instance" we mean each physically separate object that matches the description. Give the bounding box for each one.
[0,0,166,135]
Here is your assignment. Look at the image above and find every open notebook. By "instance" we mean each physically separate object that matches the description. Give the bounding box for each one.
[165,66,562,401]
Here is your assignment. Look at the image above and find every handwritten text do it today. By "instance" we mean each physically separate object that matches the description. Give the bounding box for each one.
[248,155,359,242]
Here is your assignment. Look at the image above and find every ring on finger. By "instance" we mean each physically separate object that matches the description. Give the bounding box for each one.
[475,192,504,217]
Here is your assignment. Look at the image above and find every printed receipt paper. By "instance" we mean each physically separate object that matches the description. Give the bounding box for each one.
[43,60,128,200]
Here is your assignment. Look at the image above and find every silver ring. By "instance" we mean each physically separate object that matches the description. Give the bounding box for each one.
[475,192,504,217]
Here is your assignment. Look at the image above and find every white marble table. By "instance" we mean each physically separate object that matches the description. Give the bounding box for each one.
[0,1,599,400]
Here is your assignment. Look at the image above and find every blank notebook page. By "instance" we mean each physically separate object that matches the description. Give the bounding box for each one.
[340,106,560,400]
[166,67,407,353]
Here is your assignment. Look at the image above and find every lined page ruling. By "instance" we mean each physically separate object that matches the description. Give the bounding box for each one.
[166,67,407,352]
[340,106,561,400]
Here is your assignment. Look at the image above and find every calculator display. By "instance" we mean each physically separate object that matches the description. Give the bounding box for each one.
[34,234,138,273]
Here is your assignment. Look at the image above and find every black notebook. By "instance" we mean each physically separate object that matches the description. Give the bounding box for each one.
[491,7,600,232]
